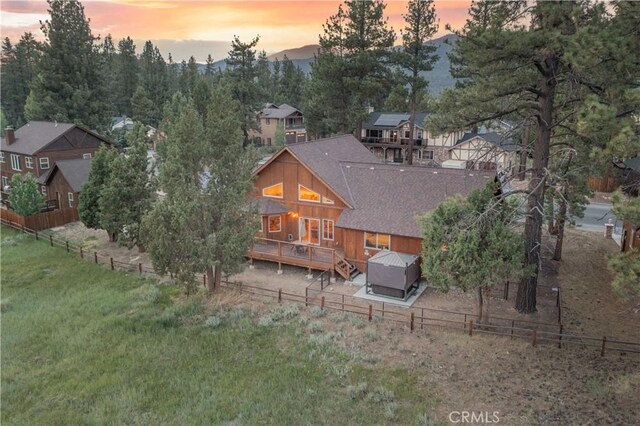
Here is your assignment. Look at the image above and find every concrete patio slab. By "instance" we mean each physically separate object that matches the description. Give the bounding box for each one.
[352,282,428,308]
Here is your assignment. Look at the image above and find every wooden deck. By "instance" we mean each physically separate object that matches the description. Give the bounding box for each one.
[248,238,335,273]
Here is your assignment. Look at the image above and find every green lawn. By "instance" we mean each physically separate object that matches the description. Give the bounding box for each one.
[1,227,438,425]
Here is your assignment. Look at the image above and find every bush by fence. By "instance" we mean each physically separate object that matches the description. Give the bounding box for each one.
[2,218,638,357]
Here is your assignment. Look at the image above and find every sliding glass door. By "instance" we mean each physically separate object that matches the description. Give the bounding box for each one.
[298,217,320,245]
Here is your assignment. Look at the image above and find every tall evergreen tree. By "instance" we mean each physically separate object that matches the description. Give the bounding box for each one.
[277,55,307,107]
[396,0,438,164]
[139,41,169,126]
[429,0,638,313]
[100,34,117,116]
[78,145,117,235]
[142,85,258,294]
[114,37,138,116]
[204,54,216,77]
[225,36,262,147]
[24,0,109,131]
[0,33,41,127]
[99,122,154,250]
[307,0,396,135]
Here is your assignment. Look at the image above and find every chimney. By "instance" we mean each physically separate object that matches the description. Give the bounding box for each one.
[5,127,15,145]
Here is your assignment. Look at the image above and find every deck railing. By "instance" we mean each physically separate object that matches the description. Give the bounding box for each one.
[249,237,336,274]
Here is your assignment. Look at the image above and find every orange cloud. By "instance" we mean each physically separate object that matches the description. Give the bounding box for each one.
[1,0,470,57]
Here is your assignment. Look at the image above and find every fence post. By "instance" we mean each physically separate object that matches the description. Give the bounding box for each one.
[321,296,325,310]
[600,336,607,357]
[342,294,345,312]
[410,312,414,332]
[464,314,467,329]
[421,308,424,330]
[80,247,84,259]
[66,241,69,253]
[558,324,563,349]
[468,320,473,336]
[94,251,98,264]
[556,289,560,307]
[368,304,372,322]
[21,224,25,234]
[504,281,509,300]
[110,257,114,270]
[511,320,515,340]
[278,288,282,303]
[203,274,207,288]
[50,235,53,246]
[532,329,537,347]
[138,263,142,275]
[382,302,385,317]
[35,230,39,240]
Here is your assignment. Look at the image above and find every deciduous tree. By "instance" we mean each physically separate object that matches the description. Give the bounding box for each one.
[8,173,44,216]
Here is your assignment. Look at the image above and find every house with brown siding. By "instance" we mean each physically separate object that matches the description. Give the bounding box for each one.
[0,122,111,202]
[249,134,495,279]
[250,103,307,146]
[39,158,93,210]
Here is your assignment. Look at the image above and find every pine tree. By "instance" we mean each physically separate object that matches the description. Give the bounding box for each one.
[307,0,396,135]
[139,41,169,126]
[24,0,109,131]
[131,85,154,125]
[396,0,438,164]
[99,122,154,250]
[100,34,117,117]
[0,33,41,127]
[429,0,638,313]
[277,55,307,107]
[78,145,117,235]
[142,85,258,294]
[225,36,262,147]
[205,54,216,77]
[114,37,138,116]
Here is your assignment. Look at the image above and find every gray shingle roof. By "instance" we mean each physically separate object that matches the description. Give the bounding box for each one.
[286,135,382,206]
[624,157,640,172]
[1,122,75,155]
[261,103,302,119]
[253,197,290,215]
[362,112,428,130]
[336,163,494,238]
[44,158,93,192]
[368,250,418,267]
[0,121,111,155]
[453,132,519,152]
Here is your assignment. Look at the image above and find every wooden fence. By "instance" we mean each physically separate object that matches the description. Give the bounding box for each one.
[1,207,79,231]
[2,218,639,357]
[588,176,619,193]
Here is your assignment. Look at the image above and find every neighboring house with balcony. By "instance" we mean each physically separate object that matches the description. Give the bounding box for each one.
[0,121,111,203]
[251,103,307,146]
[249,134,495,280]
[448,132,520,172]
[360,111,465,165]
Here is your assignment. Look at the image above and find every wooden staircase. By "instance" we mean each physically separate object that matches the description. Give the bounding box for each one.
[334,251,360,281]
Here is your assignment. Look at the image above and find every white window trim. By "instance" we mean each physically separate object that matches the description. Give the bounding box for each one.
[0,152,5,163]
[25,156,33,169]
[298,184,321,203]
[322,196,334,205]
[39,157,50,170]
[268,215,281,233]
[322,219,334,241]
[10,154,21,171]
[83,153,92,159]
[68,192,74,207]
[364,232,391,250]
[2,176,9,188]
[262,182,283,199]
[259,216,264,233]
[41,185,47,196]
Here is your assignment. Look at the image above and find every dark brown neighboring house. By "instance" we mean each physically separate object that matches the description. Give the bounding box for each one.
[39,158,93,210]
[0,121,111,199]
[250,134,494,277]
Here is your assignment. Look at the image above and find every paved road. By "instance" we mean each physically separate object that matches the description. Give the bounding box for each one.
[571,202,619,234]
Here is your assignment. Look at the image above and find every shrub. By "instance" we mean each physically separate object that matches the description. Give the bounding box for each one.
[155,311,177,328]
[364,328,378,342]
[0,299,11,313]
[415,412,438,426]
[346,382,368,400]
[383,402,398,421]
[258,315,275,327]
[204,315,221,328]
[271,304,299,321]
[310,306,326,318]
[228,308,246,321]
[308,321,323,333]
[366,386,395,403]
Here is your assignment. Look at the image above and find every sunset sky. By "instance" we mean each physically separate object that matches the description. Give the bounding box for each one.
[1,0,471,62]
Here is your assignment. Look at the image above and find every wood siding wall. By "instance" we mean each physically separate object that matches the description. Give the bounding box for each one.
[340,228,422,272]
[46,171,78,209]
[254,150,346,250]
[621,221,640,252]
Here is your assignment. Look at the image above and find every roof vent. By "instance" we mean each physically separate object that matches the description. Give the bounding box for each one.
[433,171,438,174]
[400,169,405,172]
[469,174,474,176]
[325,152,328,155]
[369,167,375,170]
[345,165,351,168]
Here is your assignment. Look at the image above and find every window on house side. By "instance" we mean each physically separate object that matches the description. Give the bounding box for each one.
[259,217,264,233]
[41,186,47,196]
[39,157,50,170]
[268,215,281,232]
[2,176,9,188]
[0,152,4,163]
[83,153,92,159]
[10,154,20,171]
[25,157,33,169]
[322,196,334,205]
[262,182,283,198]
[364,232,390,250]
[322,219,334,241]
[298,184,321,203]
[68,192,74,207]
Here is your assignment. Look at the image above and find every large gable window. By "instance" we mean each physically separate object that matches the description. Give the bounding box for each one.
[262,182,283,198]
[298,184,321,203]
[365,232,390,250]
